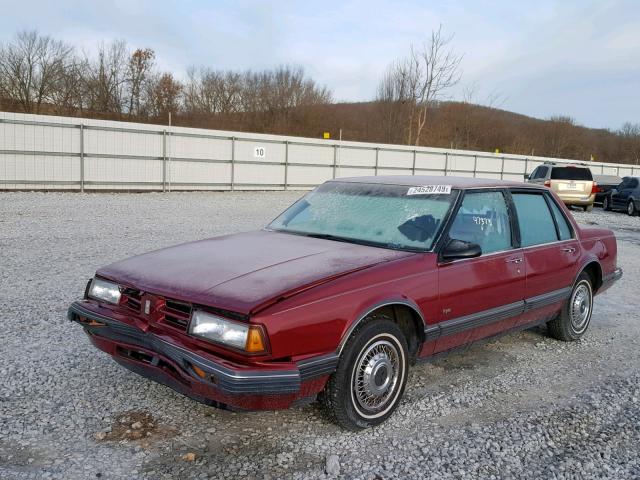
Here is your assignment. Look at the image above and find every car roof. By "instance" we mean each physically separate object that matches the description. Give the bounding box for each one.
[543,162,590,169]
[330,175,541,190]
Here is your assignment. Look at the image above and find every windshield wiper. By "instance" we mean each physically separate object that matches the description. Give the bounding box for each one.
[273,229,427,252]
[302,233,404,250]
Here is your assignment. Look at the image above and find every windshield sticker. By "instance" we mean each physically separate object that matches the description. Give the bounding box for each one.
[407,185,452,195]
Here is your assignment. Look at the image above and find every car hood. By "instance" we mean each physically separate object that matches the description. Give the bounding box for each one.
[97,230,414,314]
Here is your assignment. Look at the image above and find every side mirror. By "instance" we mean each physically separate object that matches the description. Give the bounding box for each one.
[524,174,530,181]
[441,239,482,261]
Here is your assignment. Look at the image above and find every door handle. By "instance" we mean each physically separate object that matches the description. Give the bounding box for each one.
[505,257,523,264]
[561,247,576,253]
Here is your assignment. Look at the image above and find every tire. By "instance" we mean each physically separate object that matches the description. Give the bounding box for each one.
[547,272,593,341]
[627,200,637,216]
[583,204,593,212]
[602,196,611,211]
[321,317,409,430]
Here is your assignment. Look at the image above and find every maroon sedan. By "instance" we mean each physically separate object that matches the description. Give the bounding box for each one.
[69,176,622,429]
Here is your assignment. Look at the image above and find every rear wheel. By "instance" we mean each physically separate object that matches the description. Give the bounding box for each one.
[627,200,637,216]
[547,272,593,341]
[583,204,593,212]
[321,318,409,430]
[602,196,611,211]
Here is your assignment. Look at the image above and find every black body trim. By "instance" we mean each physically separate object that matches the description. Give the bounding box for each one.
[602,267,623,287]
[423,287,572,340]
[297,354,340,381]
[524,287,572,311]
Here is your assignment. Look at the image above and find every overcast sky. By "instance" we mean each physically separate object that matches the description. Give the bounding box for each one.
[0,0,638,129]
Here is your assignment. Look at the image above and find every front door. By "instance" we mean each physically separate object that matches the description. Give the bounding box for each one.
[434,190,526,353]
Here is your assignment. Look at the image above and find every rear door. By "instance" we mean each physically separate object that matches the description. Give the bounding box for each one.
[510,190,579,326]
[435,190,525,352]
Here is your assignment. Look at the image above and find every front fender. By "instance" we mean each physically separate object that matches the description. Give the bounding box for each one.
[336,296,426,354]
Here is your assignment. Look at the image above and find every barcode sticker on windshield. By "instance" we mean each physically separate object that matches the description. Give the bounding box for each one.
[407,185,452,195]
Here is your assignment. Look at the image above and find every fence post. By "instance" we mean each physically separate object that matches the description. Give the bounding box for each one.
[500,156,505,180]
[374,148,379,176]
[412,150,417,176]
[284,141,289,190]
[162,130,167,192]
[231,137,236,191]
[524,158,528,179]
[444,152,449,176]
[333,144,337,178]
[473,154,478,178]
[79,124,85,192]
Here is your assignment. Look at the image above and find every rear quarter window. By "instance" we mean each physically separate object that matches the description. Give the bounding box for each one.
[512,193,558,247]
[550,167,593,181]
[547,198,573,240]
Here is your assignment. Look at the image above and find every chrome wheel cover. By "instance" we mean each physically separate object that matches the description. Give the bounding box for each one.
[570,281,592,334]
[628,201,635,215]
[351,338,402,418]
[603,197,608,209]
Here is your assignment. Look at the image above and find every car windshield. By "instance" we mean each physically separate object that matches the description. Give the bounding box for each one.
[268,181,457,251]
[550,167,593,181]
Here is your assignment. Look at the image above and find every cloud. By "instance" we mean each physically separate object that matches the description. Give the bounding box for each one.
[0,0,637,128]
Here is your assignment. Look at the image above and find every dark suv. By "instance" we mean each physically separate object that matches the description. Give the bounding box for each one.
[603,176,640,215]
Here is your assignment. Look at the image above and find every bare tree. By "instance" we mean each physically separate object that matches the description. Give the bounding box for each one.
[48,55,89,115]
[0,31,74,113]
[618,122,640,164]
[377,26,462,145]
[184,67,243,114]
[145,72,182,118]
[84,40,128,114]
[127,48,155,116]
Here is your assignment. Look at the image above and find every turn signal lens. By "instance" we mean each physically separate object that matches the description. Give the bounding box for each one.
[544,180,551,187]
[246,326,266,353]
[192,364,207,379]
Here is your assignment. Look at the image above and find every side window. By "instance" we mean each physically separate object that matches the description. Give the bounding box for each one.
[512,193,558,247]
[529,167,539,179]
[547,197,572,240]
[537,166,548,179]
[630,178,639,189]
[448,191,512,254]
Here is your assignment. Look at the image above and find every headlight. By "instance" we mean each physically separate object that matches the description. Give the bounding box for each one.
[88,277,121,305]
[189,310,266,353]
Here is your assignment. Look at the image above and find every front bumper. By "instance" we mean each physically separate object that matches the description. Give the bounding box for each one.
[68,301,337,410]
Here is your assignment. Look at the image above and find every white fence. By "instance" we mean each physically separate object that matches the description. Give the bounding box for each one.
[1,111,638,191]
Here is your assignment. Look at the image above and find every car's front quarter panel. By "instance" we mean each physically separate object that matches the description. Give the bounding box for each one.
[252,253,439,361]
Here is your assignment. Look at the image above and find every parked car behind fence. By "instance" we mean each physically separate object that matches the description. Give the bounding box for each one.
[593,174,622,206]
[603,176,640,216]
[526,162,596,211]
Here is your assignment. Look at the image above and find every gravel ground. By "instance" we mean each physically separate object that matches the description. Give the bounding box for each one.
[0,192,638,480]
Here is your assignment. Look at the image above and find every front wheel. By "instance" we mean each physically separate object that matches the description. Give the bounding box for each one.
[627,200,637,216]
[321,318,409,430]
[547,272,593,341]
